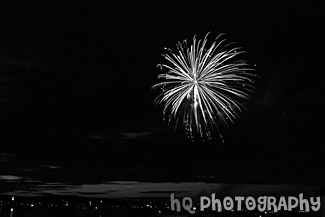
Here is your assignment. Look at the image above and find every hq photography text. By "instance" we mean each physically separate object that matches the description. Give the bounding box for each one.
[170,193,321,214]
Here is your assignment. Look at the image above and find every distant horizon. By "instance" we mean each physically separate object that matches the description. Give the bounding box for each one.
[0,180,320,199]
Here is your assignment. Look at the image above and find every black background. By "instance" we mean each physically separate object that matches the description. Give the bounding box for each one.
[0,0,324,186]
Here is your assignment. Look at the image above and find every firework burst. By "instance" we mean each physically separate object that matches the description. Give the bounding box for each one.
[152,33,257,142]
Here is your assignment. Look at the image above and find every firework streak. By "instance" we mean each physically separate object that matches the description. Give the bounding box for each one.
[153,33,258,141]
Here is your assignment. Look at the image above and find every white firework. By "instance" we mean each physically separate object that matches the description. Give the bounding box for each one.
[152,33,257,142]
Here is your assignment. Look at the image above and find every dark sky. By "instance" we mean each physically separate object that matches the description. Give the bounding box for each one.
[0,1,324,188]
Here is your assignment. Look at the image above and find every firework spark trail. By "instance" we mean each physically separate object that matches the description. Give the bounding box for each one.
[153,33,257,142]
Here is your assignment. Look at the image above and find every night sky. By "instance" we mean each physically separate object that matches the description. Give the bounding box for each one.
[0,1,324,197]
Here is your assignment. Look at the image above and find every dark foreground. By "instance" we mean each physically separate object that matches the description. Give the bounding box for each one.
[0,196,323,217]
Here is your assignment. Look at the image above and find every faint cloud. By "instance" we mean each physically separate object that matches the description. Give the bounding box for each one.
[83,135,109,140]
[0,175,23,181]
[0,153,15,162]
[39,165,62,170]
[121,131,153,140]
